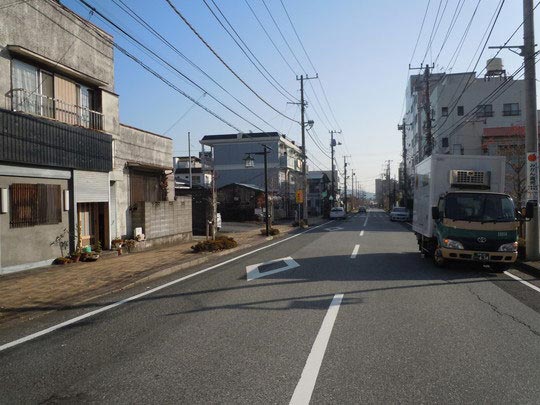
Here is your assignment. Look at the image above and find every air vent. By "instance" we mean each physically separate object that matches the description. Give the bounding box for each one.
[449,170,490,189]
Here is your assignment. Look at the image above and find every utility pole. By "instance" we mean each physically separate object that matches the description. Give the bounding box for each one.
[330,130,341,206]
[188,131,192,188]
[489,0,539,259]
[351,170,355,211]
[385,160,392,210]
[397,121,408,205]
[296,74,318,225]
[523,0,540,259]
[409,64,434,158]
[343,156,348,213]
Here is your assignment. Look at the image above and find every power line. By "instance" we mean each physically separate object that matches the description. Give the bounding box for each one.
[165,0,299,124]
[433,0,466,65]
[77,0,269,132]
[111,0,281,131]
[203,0,299,103]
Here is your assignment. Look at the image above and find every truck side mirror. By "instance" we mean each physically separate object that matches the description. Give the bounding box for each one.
[526,200,536,219]
[432,207,440,220]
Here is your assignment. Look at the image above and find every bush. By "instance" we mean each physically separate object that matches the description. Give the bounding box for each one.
[191,236,238,253]
[53,257,72,265]
[260,228,280,236]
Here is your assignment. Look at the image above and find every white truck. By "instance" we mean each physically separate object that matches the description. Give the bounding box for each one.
[413,154,530,270]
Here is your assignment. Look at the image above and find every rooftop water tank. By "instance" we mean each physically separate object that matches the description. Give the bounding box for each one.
[486,57,504,73]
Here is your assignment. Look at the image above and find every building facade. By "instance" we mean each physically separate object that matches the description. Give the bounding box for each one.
[200,132,303,219]
[0,0,180,273]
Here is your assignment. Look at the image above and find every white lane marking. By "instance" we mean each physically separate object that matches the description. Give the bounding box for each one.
[350,245,360,259]
[504,271,540,293]
[363,215,369,227]
[359,230,364,237]
[325,227,343,232]
[290,294,344,405]
[246,257,299,281]
[0,221,333,353]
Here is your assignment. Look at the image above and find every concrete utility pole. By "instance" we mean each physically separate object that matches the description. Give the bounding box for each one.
[296,74,318,225]
[188,131,192,188]
[343,157,348,212]
[523,0,540,259]
[330,130,341,206]
[489,1,539,259]
[409,64,434,158]
[385,160,392,210]
[397,120,408,205]
[351,170,355,211]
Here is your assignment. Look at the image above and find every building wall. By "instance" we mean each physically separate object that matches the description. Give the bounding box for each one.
[131,198,192,248]
[0,174,69,273]
[110,124,173,239]
[0,0,114,98]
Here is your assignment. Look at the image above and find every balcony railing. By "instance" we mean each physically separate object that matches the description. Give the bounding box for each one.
[7,89,103,130]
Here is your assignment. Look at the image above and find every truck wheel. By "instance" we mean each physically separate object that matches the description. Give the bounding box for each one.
[490,263,510,272]
[433,247,446,267]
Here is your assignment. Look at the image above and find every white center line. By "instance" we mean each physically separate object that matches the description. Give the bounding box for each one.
[359,230,364,237]
[350,244,360,259]
[363,215,369,227]
[504,271,540,293]
[290,294,344,405]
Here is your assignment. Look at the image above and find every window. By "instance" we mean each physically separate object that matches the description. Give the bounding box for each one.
[10,184,62,228]
[503,103,520,116]
[441,107,448,117]
[11,59,101,129]
[442,137,449,148]
[476,104,493,118]
[457,106,464,116]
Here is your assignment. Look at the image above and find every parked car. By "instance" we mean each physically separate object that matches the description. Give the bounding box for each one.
[389,207,410,222]
[358,206,367,214]
[330,207,346,220]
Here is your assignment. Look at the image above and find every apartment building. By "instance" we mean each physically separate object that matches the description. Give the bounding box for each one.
[403,59,526,201]
[0,0,181,273]
[200,132,303,218]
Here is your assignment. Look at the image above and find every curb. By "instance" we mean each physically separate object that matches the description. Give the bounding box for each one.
[514,261,540,277]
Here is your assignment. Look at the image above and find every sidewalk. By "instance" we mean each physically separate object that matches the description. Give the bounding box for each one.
[0,218,326,327]
[516,260,540,276]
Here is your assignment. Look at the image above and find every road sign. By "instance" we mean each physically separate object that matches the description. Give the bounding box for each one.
[296,190,303,203]
[527,152,538,201]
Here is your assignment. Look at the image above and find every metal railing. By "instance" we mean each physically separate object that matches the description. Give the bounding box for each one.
[7,89,103,130]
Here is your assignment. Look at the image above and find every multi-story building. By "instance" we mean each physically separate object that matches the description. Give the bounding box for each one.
[307,171,331,216]
[200,132,303,218]
[173,156,213,189]
[403,59,526,200]
[0,0,183,273]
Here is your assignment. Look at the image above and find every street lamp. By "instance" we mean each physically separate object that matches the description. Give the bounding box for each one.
[244,144,272,236]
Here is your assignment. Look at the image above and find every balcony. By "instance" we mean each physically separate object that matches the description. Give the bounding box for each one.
[279,155,302,171]
[7,89,103,131]
[0,108,112,172]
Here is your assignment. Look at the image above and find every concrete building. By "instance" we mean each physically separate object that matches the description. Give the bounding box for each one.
[307,171,331,216]
[0,0,182,274]
[173,156,213,189]
[403,59,526,199]
[200,132,303,219]
[404,59,524,166]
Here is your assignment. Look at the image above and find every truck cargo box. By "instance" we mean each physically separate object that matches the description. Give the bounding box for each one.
[412,154,505,238]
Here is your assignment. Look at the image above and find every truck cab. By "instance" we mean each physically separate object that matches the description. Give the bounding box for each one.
[431,191,519,270]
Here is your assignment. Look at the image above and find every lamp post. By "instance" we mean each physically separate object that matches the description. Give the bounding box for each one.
[244,144,272,236]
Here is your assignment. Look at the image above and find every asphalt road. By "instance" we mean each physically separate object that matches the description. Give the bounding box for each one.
[1,209,540,404]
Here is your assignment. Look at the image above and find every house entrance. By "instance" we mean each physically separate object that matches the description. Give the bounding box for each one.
[77,202,109,250]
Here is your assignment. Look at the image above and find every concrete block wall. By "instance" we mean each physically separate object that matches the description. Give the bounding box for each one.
[131,197,192,243]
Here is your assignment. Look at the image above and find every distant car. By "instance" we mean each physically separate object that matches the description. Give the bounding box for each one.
[389,207,410,222]
[330,207,346,220]
[358,206,367,214]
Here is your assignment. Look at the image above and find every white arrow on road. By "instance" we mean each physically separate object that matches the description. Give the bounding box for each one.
[325,227,343,232]
[246,257,300,281]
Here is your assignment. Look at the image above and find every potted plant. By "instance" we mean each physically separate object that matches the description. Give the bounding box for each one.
[70,247,82,263]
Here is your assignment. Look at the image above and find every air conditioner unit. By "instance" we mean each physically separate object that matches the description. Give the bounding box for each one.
[449,170,490,189]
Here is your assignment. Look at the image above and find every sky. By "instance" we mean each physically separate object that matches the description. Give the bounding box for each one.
[62,0,532,192]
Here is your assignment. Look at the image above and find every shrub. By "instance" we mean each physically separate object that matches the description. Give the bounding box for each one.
[191,236,238,253]
[53,257,72,265]
[260,228,280,236]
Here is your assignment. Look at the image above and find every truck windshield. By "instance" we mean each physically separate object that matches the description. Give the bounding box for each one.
[444,193,515,222]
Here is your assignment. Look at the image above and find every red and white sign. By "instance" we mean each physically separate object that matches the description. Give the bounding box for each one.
[527,152,538,201]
